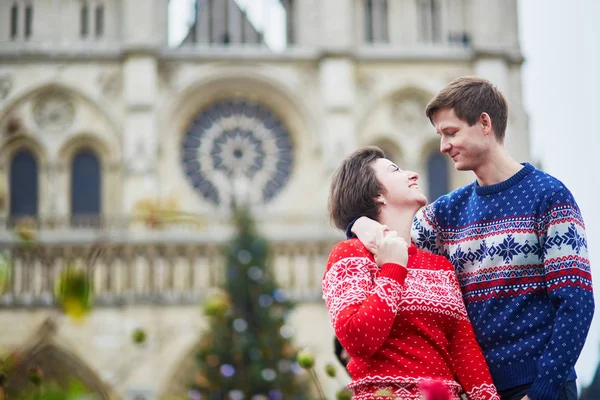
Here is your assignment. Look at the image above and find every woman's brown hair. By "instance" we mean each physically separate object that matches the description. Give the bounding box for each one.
[328,146,386,231]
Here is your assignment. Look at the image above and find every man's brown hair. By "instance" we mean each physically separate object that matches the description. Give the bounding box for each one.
[328,146,386,231]
[425,76,509,141]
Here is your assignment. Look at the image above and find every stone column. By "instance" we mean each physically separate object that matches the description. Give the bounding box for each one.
[318,0,357,172]
[122,55,159,213]
[474,57,530,164]
[119,0,167,215]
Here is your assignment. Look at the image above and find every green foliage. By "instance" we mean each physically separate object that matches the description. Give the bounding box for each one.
[191,207,309,400]
[54,263,93,322]
[132,328,147,345]
[15,379,98,400]
[0,251,11,294]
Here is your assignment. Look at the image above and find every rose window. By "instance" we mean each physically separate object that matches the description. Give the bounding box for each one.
[181,100,294,206]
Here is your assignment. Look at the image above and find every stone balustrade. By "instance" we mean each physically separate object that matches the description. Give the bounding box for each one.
[0,238,337,308]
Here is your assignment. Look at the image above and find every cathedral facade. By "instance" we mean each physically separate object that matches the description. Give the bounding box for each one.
[0,0,530,398]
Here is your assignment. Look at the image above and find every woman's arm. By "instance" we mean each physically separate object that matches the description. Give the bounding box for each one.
[322,240,408,358]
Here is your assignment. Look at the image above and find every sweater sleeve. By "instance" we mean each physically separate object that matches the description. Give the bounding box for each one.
[446,260,500,400]
[412,204,445,255]
[528,191,595,400]
[322,240,408,358]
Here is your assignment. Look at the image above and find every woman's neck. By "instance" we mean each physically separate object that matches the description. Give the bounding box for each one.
[378,207,417,243]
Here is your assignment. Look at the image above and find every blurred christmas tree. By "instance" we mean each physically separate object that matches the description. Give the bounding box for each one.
[190,207,310,400]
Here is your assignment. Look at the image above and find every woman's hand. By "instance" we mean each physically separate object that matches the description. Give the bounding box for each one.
[373,228,409,267]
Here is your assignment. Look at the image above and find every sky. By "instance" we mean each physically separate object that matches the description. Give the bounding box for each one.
[168,0,286,50]
[518,0,600,388]
[167,0,600,388]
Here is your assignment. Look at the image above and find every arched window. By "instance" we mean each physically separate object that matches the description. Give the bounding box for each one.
[71,149,101,222]
[427,151,449,201]
[9,149,38,217]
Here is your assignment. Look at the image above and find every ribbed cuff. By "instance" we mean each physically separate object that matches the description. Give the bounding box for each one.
[379,263,408,284]
[528,378,560,400]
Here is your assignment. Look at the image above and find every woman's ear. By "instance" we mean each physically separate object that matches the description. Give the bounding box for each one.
[376,194,387,206]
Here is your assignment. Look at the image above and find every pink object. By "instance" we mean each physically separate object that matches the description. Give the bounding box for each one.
[419,379,452,400]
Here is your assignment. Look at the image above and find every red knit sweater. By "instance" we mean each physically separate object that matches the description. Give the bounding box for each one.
[322,239,500,400]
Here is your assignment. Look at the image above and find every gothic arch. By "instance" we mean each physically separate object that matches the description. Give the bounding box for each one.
[3,319,113,399]
[357,85,437,160]
[367,136,405,164]
[356,83,437,135]
[0,82,120,140]
[0,135,46,219]
[58,133,114,167]
[0,133,47,164]
[419,138,452,202]
[167,67,315,153]
[419,136,441,161]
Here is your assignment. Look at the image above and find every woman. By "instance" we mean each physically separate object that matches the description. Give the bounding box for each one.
[323,146,499,400]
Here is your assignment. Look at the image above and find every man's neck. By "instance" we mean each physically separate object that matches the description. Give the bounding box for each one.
[474,148,523,187]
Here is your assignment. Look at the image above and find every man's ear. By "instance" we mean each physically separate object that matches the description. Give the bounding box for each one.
[480,112,493,136]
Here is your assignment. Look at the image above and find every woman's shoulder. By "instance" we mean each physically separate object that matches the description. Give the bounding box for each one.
[327,239,372,267]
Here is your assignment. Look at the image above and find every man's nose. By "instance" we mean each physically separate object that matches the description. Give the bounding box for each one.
[440,138,451,154]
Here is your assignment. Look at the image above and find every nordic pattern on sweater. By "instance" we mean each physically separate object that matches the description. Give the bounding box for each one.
[322,239,500,400]
[412,162,595,400]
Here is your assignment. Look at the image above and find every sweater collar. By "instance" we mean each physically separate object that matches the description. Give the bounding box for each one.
[474,162,535,196]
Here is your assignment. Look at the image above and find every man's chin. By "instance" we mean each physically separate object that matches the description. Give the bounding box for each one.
[453,162,470,171]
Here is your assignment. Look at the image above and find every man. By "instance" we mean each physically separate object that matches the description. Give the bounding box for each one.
[349,76,594,400]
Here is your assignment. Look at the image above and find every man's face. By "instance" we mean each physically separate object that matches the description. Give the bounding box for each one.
[431,108,488,171]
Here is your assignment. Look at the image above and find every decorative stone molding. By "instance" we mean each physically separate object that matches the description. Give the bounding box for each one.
[97,69,122,98]
[32,91,75,132]
[158,61,177,89]
[393,96,427,124]
[357,72,376,96]
[3,115,23,138]
[0,73,13,100]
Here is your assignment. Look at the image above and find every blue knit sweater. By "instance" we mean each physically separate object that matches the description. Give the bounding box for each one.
[412,163,594,400]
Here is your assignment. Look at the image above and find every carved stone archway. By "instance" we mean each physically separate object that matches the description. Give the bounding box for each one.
[3,318,113,399]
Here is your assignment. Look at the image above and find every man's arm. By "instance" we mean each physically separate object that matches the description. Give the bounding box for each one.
[347,217,387,252]
[349,204,444,256]
[528,191,595,400]
[411,204,444,255]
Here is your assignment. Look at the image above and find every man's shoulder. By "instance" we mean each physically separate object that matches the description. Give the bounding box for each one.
[525,166,578,207]
[429,182,475,211]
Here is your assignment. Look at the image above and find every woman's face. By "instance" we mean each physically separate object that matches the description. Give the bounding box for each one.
[371,158,427,210]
